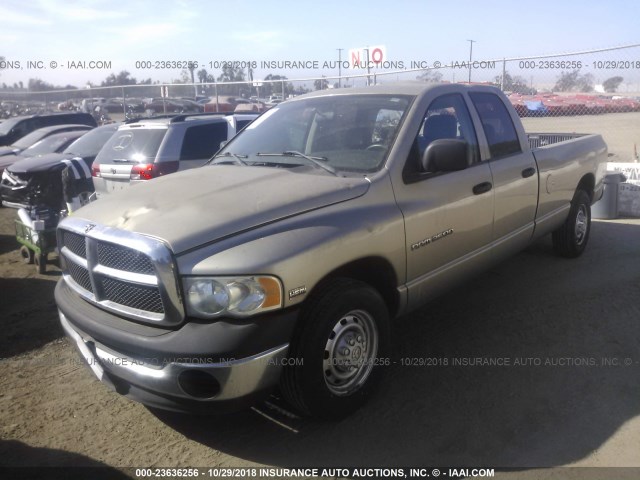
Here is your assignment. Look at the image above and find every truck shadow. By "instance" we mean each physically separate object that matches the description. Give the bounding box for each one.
[0,440,132,479]
[153,220,640,467]
[0,233,19,256]
[0,277,63,357]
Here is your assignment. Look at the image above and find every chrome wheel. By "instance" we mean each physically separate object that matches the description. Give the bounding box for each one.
[323,309,379,396]
[574,204,588,245]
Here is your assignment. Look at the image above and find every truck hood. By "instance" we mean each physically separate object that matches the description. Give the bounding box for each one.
[75,165,370,254]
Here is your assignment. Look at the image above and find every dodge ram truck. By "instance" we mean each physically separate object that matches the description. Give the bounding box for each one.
[55,83,607,419]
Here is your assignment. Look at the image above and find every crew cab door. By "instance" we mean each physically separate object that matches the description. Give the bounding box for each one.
[394,93,495,310]
[468,91,538,256]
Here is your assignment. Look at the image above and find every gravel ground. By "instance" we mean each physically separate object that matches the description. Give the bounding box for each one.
[0,203,639,477]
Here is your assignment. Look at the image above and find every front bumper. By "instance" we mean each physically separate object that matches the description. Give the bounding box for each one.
[60,311,289,413]
[56,279,297,413]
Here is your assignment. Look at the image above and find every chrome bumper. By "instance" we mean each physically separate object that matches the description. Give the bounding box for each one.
[60,311,288,404]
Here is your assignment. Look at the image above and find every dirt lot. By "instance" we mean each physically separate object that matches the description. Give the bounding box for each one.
[0,203,639,476]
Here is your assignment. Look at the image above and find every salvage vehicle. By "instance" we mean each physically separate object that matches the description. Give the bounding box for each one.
[0,124,93,160]
[0,129,90,176]
[55,83,607,419]
[91,113,257,196]
[1,123,121,209]
[0,112,97,146]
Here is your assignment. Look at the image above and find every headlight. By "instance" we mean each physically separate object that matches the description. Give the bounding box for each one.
[183,276,282,319]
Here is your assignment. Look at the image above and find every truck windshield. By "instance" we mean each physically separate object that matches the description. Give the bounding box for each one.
[216,94,412,174]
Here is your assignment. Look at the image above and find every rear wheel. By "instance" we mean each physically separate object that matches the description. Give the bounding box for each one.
[552,189,591,258]
[280,278,390,420]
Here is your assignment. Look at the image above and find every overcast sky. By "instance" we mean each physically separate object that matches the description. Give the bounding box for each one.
[0,0,638,88]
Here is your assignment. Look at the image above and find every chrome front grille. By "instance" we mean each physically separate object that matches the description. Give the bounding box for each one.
[63,230,87,258]
[102,277,164,313]
[67,261,93,293]
[57,217,184,325]
[97,242,155,275]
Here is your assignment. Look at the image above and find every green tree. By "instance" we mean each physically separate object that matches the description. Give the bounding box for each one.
[494,71,536,94]
[28,78,56,91]
[261,74,294,97]
[554,69,594,92]
[101,71,137,86]
[314,77,329,91]
[602,76,624,93]
[417,69,443,83]
[216,65,245,95]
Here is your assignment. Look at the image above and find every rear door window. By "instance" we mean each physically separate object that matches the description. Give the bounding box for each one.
[469,92,521,158]
[180,123,228,160]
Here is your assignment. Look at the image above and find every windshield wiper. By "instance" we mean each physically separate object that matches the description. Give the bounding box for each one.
[256,151,337,176]
[209,151,248,166]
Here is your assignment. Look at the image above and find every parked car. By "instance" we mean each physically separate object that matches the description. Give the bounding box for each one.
[203,96,244,113]
[0,112,97,146]
[0,129,91,175]
[56,83,607,419]
[0,124,93,158]
[92,113,257,197]
[1,123,121,209]
[102,98,145,114]
[143,98,201,114]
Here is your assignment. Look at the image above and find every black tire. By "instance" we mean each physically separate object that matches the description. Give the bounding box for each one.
[280,278,390,420]
[552,189,591,258]
[20,246,34,264]
[35,253,47,274]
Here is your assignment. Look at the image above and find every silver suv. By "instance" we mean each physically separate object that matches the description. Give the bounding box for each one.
[91,113,257,197]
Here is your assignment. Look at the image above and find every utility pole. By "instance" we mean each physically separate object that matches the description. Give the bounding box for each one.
[364,47,371,86]
[467,39,476,83]
[337,48,343,88]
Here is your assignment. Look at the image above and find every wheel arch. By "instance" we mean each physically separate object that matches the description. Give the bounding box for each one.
[576,173,595,202]
[308,256,401,318]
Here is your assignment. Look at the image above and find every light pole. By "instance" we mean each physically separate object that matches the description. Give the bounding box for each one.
[337,48,343,88]
[467,39,476,83]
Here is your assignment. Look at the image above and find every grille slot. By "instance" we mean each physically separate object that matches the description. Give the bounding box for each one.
[67,261,93,293]
[97,242,154,275]
[63,231,87,259]
[102,277,164,313]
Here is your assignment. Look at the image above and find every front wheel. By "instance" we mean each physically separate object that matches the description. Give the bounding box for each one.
[280,278,390,420]
[552,189,591,258]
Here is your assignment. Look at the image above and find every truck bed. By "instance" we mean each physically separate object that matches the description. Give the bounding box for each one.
[527,132,588,149]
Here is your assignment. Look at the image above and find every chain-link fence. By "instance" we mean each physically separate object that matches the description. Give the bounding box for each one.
[2,44,639,160]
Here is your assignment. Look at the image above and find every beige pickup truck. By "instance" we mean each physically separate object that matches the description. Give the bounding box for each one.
[55,83,607,419]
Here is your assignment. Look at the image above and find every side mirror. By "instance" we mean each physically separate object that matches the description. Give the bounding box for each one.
[421,139,470,172]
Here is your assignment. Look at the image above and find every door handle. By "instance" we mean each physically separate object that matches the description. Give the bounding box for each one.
[522,167,536,178]
[473,182,493,195]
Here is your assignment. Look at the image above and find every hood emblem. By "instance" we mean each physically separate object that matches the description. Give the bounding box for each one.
[84,223,96,234]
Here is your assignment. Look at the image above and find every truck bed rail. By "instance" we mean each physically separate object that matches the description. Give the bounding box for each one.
[528,133,587,149]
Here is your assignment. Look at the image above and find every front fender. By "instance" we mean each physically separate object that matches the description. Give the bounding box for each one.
[176,175,406,310]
